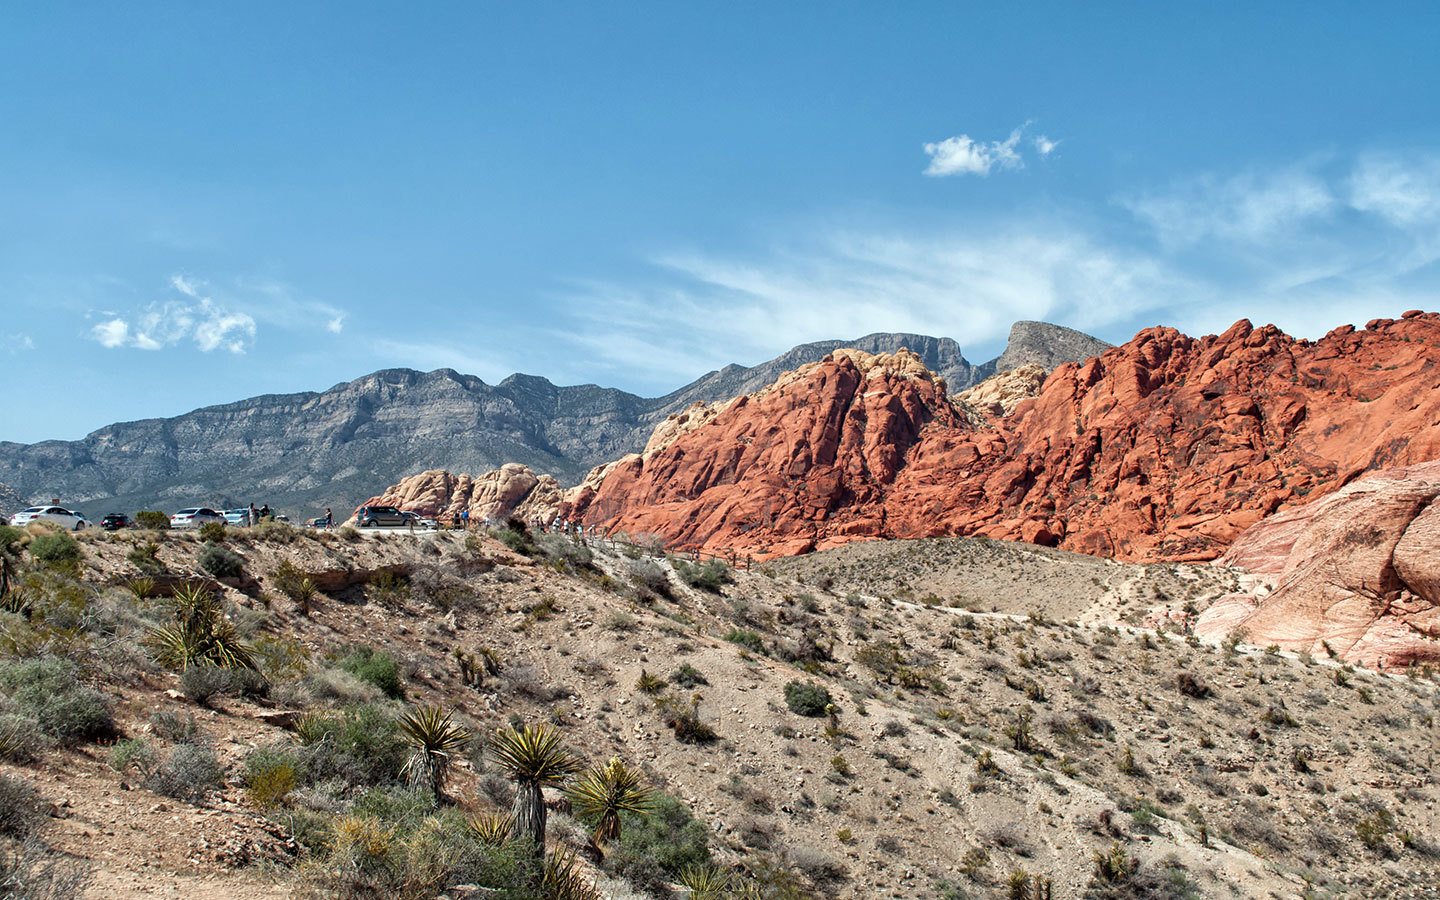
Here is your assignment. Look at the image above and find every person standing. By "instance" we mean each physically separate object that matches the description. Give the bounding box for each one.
[460,508,470,530]
[324,507,333,528]
[248,503,258,527]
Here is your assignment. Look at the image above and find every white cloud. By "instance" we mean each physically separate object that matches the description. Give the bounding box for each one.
[1349,153,1440,226]
[89,279,257,354]
[326,316,345,334]
[1033,135,1059,157]
[91,319,130,348]
[552,151,1440,390]
[1124,166,1338,246]
[4,333,36,353]
[923,129,1024,177]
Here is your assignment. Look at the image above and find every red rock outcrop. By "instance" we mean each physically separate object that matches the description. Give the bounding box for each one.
[359,464,564,524]
[570,313,1440,561]
[1196,461,1440,670]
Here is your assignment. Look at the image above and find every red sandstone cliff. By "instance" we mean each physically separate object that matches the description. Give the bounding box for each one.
[358,464,564,525]
[570,312,1440,561]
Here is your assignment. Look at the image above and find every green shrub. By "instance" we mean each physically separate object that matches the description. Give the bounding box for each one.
[253,520,298,543]
[296,704,408,788]
[627,558,671,598]
[338,647,405,699]
[0,658,113,746]
[28,533,80,565]
[601,792,714,892]
[0,775,43,839]
[109,738,158,779]
[0,713,44,763]
[181,664,268,705]
[135,511,171,530]
[126,540,165,575]
[197,542,244,578]
[673,557,731,592]
[783,681,833,717]
[197,521,227,543]
[725,628,766,654]
[537,533,594,573]
[494,527,536,557]
[0,525,26,555]
[149,709,200,744]
[144,744,223,802]
[670,664,708,689]
[243,746,300,808]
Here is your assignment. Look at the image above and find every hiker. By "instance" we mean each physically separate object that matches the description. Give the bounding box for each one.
[324,507,333,528]
[460,508,470,530]
[260,504,271,521]
[248,503,258,527]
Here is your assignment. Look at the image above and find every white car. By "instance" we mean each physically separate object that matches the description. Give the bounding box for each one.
[223,509,251,526]
[170,507,226,529]
[9,506,90,531]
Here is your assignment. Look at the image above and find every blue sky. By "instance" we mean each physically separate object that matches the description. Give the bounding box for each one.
[3,2,1439,443]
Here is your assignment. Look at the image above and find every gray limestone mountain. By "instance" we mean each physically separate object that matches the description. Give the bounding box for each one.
[0,323,1109,516]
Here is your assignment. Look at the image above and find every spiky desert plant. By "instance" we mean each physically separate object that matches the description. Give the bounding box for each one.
[567,757,653,853]
[679,864,735,899]
[489,723,581,852]
[145,583,258,672]
[397,704,471,801]
[540,846,601,900]
[466,810,514,846]
[125,576,156,602]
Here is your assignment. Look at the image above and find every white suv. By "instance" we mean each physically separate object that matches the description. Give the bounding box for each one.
[9,506,90,531]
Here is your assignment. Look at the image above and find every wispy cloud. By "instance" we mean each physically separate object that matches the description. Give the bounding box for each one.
[89,277,257,353]
[552,150,1440,389]
[1033,135,1059,157]
[922,128,1025,177]
[3,333,36,354]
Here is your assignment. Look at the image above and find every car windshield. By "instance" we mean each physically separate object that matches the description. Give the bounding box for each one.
[22,507,43,513]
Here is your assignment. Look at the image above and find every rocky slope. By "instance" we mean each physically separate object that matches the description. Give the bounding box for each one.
[356,463,566,525]
[572,311,1440,563]
[1197,460,1440,670]
[0,324,1106,518]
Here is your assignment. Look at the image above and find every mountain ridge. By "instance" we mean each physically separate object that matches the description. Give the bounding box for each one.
[0,322,1109,515]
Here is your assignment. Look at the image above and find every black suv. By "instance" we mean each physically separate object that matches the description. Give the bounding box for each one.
[100,513,130,531]
[355,505,407,527]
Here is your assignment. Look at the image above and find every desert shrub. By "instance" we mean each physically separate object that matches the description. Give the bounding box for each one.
[135,511,170,530]
[672,557,730,592]
[0,525,26,555]
[0,713,44,763]
[0,658,113,746]
[409,564,474,610]
[626,558,672,598]
[28,533,80,566]
[655,694,716,744]
[149,708,201,744]
[784,681,832,717]
[181,663,268,705]
[725,628,766,654]
[492,522,537,557]
[253,519,297,543]
[1176,671,1211,699]
[145,584,258,672]
[537,533,594,572]
[126,540,165,574]
[296,704,408,789]
[601,792,714,893]
[670,663,708,689]
[0,774,43,839]
[109,738,158,779]
[197,521,227,543]
[337,647,405,699]
[244,746,301,808]
[0,835,94,899]
[144,743,223,802]
[197,542,244,578]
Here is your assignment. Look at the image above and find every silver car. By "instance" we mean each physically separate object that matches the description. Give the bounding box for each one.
[9,506,89,531]
[170,507,225,529]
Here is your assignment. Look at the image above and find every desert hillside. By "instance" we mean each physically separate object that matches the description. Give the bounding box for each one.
[2,519,1437,898]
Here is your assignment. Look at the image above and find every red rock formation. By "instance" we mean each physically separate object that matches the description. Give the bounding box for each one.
[570,313,1440,561]
[359,464,564,525]
[1197,461,1440,670]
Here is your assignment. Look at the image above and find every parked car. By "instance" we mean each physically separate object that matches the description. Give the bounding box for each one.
[223,509,251,526]
[170,507,225,529]
[401,511,440,529]
[100,513,131,531]
[355,505,407,527]
[9,506,89,531]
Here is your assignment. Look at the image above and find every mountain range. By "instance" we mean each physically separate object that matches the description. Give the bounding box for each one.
[0,321,1108,515]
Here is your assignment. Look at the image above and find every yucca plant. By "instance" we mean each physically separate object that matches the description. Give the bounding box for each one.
[679,864,736,900]
[540,846,600,900]
[125,576,156,602]
[489,723,581,852]
[567,757,653,853]
[144,583,258,672]
[466,810,514,846]
[397,704,471,801]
